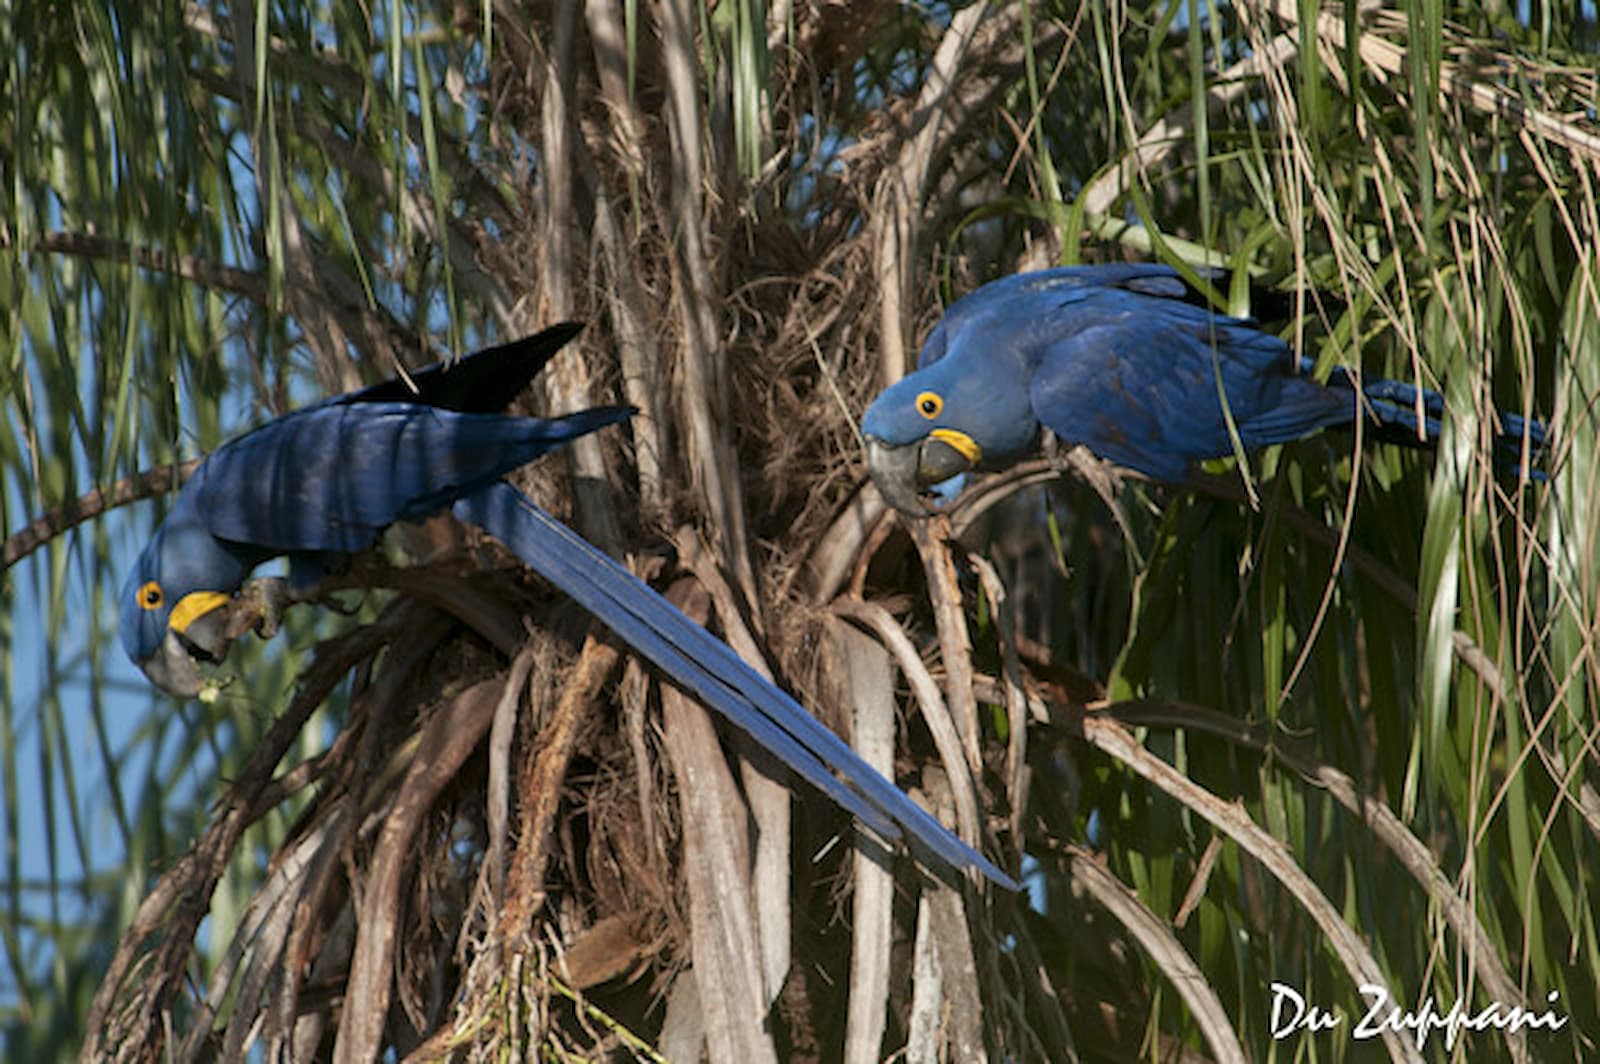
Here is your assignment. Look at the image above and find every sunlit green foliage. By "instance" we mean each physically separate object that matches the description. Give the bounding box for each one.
[2,0,1596,1059]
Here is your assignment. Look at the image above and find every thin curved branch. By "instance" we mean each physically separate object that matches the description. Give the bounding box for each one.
[659,580,777,1064]
[674,527,790,1001]
[871,0,990,382]
[967,554,1028,862]
[1093,696,1527,1061]
[803,482,891,603]
[946,458,1519,699]
[909,518,981,772]
[1070,711,1422,1064]
[485,647,540,906]
[333,673,506,1063]
[1066,846,1248,1064]
[827,618,897,1064]
[4,459,199,573]
[1266,0,1600,164]
[660,0,759,608]
[830,597,984,853]
[80,614,404,1062]
[0,229,264,298]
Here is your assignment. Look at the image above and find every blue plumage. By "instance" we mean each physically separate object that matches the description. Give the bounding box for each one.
[861,264,1546,512]
[454,483,1017,888]
[118,325,630,694]
[190,403,631,554]
[119,324,1016,890]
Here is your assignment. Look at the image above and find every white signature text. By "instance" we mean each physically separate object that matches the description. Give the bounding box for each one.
[1268,981,1568,1051]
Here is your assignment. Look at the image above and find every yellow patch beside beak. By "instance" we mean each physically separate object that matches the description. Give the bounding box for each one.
[929,428,982,466]
[169,590,231,635]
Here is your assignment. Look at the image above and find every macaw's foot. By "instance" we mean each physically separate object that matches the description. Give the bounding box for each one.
[235,576,292,640]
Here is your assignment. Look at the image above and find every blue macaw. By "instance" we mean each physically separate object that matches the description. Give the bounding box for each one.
[120,324,1017,890]
[119,323,627,695]
[861,264,1546,513]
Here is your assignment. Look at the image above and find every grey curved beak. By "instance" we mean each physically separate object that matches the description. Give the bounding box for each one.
[866,437,928,515]
[139,630,209,697]
[865,436,978,517]
[140,605,233,698]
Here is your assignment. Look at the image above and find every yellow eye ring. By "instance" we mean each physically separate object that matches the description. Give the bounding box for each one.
[915,391,943,420]
[138,581,164,611]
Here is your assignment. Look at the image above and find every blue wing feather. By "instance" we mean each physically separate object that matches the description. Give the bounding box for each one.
[917,263,1193,372]
[1025,289,1348,479]
[191,402,631,553]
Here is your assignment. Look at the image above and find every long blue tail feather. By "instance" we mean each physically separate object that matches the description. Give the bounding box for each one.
[1297,358,1547,469]
[452,480,1018,890]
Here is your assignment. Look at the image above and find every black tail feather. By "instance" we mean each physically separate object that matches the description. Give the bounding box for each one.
[348,321,588,413]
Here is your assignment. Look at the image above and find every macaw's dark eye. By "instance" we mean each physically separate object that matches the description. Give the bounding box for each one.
[916,391,943,419]
[138,581,164,610]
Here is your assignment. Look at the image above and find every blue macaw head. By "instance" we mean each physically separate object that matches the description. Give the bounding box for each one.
[860,322,1038,515]
[119,503,250,696]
